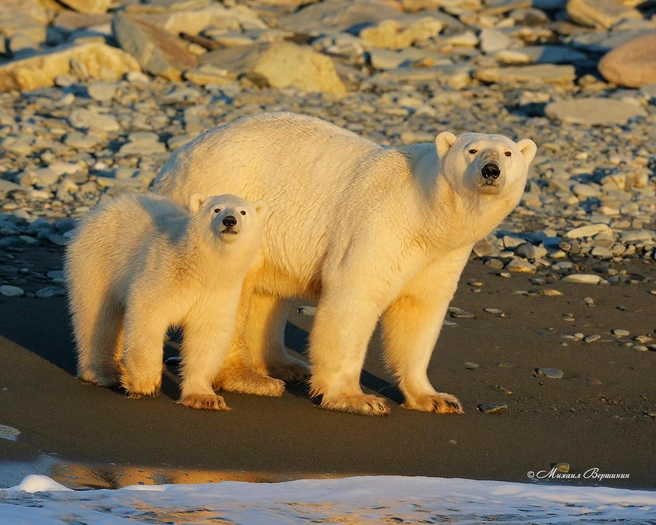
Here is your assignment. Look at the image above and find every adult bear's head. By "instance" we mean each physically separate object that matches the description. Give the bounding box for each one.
[435,131,537,197]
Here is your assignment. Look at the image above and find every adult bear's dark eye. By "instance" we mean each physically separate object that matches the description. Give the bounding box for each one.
[468,149,477,154]
[240,210,246,215]
[213,208,221,214]
[504,151,512,157]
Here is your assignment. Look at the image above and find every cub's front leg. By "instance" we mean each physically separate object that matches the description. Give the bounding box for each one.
[381,246,472,414]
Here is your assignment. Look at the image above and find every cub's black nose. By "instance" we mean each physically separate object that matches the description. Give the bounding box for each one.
[223,215,237,227]
[481,163,500,180]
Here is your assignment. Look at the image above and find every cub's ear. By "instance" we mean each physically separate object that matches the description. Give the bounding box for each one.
[517,139,537,166]
[189,193,206,214]
[436,131,457,160]
[253,199,270,219]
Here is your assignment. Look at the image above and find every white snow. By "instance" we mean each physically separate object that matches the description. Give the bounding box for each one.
[0,475,654,524]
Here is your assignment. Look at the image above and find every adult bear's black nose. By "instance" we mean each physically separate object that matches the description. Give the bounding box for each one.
[223,215,237,227]
[481,163,500,180]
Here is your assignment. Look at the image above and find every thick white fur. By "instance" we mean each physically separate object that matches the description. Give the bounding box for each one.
[65,192,268,410]
[154,112,537,415]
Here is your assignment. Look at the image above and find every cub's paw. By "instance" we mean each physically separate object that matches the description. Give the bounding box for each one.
[213,367,285,397]
[266,356,310,383]
[402,392,463,414]
[320,393,391,416]
[178,393,230,411]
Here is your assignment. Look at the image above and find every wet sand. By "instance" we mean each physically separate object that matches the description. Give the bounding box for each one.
[0,245,654,490]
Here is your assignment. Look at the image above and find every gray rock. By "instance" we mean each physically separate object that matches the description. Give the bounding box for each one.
[535,367,563,379]
[35,286,66,298]
[564,224,612,239]
[505,258,537,273]
[112,11,197,81]
[0,285,24,297]
[0,424,21,441]
[87,81,117,101]
[298,306,317,316]
[561,274,601,285]
[477,403,508,414]
[566,0,641,30]
[69,108,120,133]
[464,361,479,370]
[584,334,601,343]
[480,28,514,54]
[545,99,646,125]
[475,64,575,85]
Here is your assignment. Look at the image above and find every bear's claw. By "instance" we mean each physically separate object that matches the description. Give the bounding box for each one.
[320,393,391,416]
[178,393,230,411]
[402,392,464,414]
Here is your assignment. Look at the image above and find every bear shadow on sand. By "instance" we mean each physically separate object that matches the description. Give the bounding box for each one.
[0,293,402,406]
[283,322,404,405]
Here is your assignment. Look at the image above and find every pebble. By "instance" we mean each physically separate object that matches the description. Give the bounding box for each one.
[464,362,479,370]
[298,306,317,316]
[612,329,630,337]
[0,424,21,441]
[634,335,654,344]
[554,463,570,474]
[0,285,24,297]
[450,309,475,319]
[477,403,508,414]
[48,234,68,247]
[585,378,603,386]
[535,367,564,379]
[561,274,602,285]
[584,335,601,343]
[484,308,506,317]
[505,258,537,274]
[542,289,563,296]
[36,286,66,298]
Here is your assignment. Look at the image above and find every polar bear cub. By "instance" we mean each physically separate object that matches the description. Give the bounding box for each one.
[155,112,537,416]
[65,192,269,410]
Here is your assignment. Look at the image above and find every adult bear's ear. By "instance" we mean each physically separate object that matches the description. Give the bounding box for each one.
[436,131,457,160]
[189,193,206,214]
[253,199,270,219]
[517,139,537,166]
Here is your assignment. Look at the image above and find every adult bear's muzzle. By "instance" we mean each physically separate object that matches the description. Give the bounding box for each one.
[481,162,501,182]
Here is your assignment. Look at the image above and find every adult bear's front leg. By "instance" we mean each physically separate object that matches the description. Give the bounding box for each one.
[308,286,391,416]
[381,245,472,414]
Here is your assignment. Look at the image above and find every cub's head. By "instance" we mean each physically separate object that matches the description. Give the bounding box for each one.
[436,132,537,197]
[189,193,269,246]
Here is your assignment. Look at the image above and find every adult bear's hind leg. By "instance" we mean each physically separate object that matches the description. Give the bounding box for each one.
[244,292,310,382]
[213,281,285,397]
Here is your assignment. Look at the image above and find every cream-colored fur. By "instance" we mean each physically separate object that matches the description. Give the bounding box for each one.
[154,112,537,416]
[65,192,268,410]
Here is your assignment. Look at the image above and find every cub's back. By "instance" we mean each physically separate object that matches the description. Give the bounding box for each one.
[66,194,188,285]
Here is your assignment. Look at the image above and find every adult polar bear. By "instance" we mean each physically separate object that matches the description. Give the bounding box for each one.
[155,112,537,416]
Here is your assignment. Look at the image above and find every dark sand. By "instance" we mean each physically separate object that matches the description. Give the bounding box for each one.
[0,244,654,490]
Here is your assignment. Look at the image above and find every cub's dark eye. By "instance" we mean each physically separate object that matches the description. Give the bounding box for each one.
[240,210,246,215]
[504,151,512,157]
[213,208,221,214]
[468,149,477,154]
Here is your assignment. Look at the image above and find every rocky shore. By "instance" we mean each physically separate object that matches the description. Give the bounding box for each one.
[1,0,655,331]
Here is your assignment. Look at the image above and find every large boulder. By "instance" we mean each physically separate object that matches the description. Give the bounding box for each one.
[112,12,197,81]
[598,32,656,88]
[200,41,346,94]
[0,42,140,93]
